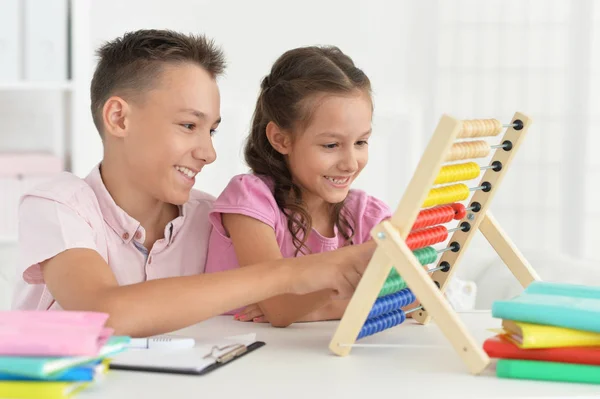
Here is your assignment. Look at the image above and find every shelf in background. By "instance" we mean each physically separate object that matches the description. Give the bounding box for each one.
[0,81,73,91]
[0,236,17,245]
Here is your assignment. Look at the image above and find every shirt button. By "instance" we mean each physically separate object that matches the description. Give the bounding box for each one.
[134,231,142,240]
[122,232,129,240]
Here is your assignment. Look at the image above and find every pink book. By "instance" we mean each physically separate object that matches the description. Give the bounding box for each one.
[0,311,114,357]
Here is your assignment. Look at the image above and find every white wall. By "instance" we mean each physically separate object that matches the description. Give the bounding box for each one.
[76,0,425,202]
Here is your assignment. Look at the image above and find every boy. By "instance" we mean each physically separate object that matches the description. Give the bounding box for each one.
[12,29,375,337]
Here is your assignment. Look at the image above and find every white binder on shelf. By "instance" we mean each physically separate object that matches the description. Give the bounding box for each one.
[24,0,68,82]
[0,0,20,81]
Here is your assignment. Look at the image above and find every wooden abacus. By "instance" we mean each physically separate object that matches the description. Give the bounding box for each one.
[328,112,541,375]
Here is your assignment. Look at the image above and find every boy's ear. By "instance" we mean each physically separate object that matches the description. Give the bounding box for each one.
[265,121,292,155]
[103,96,130,139]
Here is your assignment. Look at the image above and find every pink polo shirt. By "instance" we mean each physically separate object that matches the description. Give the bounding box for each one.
[205,173,392,272]
[11,164,214,311]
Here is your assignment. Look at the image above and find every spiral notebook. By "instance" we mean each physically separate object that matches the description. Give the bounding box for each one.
[109,333,265,376]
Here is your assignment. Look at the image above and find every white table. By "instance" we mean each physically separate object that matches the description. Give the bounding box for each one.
[81,311,600,399]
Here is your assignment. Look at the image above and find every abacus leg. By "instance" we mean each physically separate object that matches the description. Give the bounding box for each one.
[479,211,540,288]
[373,221,491,375]
[329,249,394,356]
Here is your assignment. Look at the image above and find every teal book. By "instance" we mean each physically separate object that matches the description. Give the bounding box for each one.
[491,281,600,333]
[0,360,106,382]
[0,336,129,379]
[497,359,600,384]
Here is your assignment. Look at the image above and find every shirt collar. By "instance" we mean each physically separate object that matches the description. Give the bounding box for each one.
[85,163,184,245]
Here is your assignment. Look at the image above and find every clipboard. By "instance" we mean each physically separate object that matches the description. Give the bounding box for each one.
[108,340,265,376]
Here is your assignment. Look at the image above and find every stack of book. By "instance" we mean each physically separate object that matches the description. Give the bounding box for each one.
[0,311,130,398]
[485,281,600,385]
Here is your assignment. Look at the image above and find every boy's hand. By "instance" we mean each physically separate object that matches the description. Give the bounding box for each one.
[290,241,376,299]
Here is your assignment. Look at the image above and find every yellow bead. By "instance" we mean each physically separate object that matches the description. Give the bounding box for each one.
[423,183,470,208]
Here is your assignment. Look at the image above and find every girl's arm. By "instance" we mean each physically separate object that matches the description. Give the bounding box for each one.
[297,299,349,322]
[40,241,374,337]
[296,299,416,322]
[223,213,344,327]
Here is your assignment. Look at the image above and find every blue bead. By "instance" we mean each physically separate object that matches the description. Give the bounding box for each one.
[360,289,415,340]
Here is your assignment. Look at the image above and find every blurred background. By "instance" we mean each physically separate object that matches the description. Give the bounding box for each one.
[1,0,599,310]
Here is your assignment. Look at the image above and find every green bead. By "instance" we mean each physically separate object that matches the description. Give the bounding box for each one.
[376,247,437,298]
[378,273,407,297]
[413,246,437,265]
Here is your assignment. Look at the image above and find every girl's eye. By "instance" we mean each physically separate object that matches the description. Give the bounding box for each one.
[356,140,369,147]
[210,129,218,137]
[322,143,338,149]
[181,123,195,130]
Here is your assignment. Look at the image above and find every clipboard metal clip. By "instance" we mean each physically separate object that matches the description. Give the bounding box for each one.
[203,343,247,364]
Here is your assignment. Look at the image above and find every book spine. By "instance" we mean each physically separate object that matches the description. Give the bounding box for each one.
[492,302,600,333]
[497,359,600,384]
[0,368,94,382]
[526,281,600,299]
[484,337,600,365]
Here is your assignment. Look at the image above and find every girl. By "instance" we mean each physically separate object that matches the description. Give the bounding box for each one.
[205,46,392,327]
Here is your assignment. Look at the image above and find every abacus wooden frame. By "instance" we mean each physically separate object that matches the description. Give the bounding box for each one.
[328,112,540,375]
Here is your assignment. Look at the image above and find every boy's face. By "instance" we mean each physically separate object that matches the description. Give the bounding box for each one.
[285,91,372,206]
[120,63,221,205]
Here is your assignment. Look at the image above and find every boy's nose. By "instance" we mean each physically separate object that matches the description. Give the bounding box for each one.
[192,136,217,165]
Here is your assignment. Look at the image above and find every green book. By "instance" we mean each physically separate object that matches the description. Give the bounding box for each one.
[497,359,600,384]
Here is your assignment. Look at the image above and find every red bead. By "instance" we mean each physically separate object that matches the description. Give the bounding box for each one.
[451,203,467,220]
[412,205,455,230]
[406,226,448,250]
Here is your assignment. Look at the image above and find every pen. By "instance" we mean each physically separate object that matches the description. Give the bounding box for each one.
[127,336,196,350]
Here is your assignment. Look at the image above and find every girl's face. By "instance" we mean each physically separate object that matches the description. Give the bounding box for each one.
[282,91,372,208]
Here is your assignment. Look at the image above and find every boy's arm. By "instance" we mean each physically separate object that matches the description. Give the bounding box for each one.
[41,248,292,336]
[223,213,342,327]
[41,240,373,337]
[21,193,373,337]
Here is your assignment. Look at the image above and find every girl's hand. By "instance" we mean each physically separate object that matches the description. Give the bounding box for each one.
[235,304,269,323]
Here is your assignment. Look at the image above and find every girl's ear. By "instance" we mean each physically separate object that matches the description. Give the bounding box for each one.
[265,121,292,155]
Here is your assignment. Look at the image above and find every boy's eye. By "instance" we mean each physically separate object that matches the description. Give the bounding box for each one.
[322,143,338,149]
[181,123,195,130]
[210,129,218,137]
[356,140,369,147]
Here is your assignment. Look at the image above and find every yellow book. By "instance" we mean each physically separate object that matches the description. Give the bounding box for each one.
[501,319,600,349]
[0,381,89,399]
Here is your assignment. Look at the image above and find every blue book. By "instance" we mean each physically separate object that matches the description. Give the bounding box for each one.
[0,360,106,382]
[0,336,128,379]
[492,281,600,333]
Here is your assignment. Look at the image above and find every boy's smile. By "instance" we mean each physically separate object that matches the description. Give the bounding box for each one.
[174,165,199,185]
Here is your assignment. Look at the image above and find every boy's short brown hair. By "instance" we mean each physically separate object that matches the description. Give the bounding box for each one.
[90,29,226,137]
